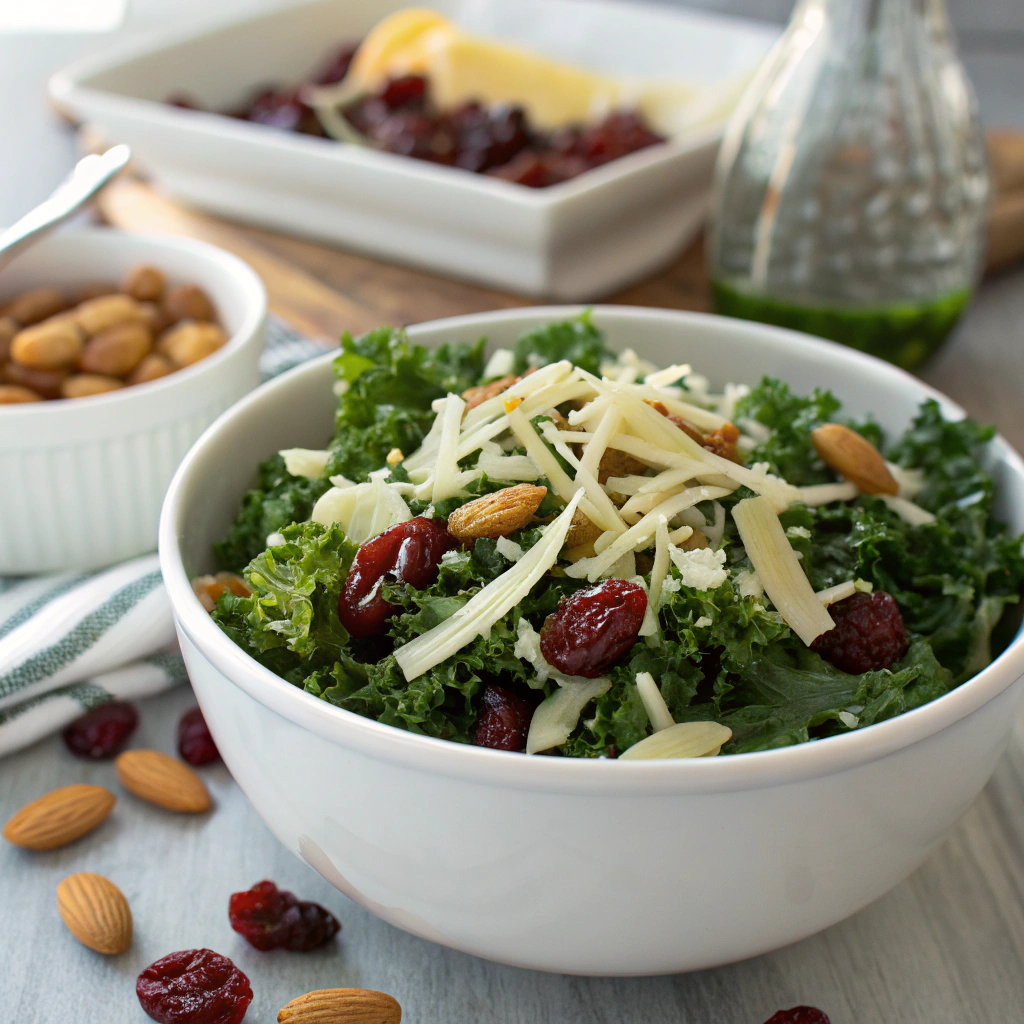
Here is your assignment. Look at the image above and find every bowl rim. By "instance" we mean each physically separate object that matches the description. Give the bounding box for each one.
[160,304,1024,795]
[0,226,267,420]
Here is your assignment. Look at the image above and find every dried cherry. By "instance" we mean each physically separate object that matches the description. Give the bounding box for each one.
[811,590,908,674]
[228,879,340,952]
[339,516,453,637]
[540,579,647,678]
[177,707,220,766]
[63,701,137,759]
[763,1008,831,1024]
[136,948,252,1024]
[472,684,533,751]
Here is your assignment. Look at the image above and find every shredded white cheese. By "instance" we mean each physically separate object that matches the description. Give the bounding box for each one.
[280,448,330,479]
[496,536,524,563]
[732,496,835,646]
[668,546,729,591]
[880,494,937,526]
[635,671,675,731]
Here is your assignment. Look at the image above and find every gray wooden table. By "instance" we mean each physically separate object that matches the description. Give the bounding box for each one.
[4,3,1024,1020]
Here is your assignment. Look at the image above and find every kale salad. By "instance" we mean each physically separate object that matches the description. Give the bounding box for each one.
[198,314,1024,758]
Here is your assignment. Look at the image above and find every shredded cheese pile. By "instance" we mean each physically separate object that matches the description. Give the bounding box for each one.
[280,347,937,751]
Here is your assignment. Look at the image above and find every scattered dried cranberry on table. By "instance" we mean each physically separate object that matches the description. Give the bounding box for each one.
[177,707,220,766]
[540,578,648,678]
[338,515,454,637]
[166,42,665,186]
[811,590,908,674]
[136,948,252,1024]
[472,684,534,751]
[228,879,340,952]
[62,701,138,759]
[763,1007,831,1024]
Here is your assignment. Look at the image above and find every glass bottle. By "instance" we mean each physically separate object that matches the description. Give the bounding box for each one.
[706,0,988,370]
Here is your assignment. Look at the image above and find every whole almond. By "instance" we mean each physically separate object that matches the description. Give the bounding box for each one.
[3,784,115,850]
[157,321,227,367]
[61,374,125,399]
[56,872,132,954]
[0,314,18,361]
[10,317,84,370]
[163,283,216,324]
[461,373,517,411]
[0,384,43,403]
[446,484,547,541]
[3,361,69,399]
[123,264,166,303]
[811,423,898,495]
[127,352,176,385]
[79,321,152,377]
[278,988,402,1024]
[115,749,211,812]
[6,286,69,326]
[76,294,147,336]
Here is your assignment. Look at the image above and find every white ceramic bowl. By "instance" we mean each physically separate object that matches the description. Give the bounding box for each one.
[48,0,778,299]
[160,306,1024,975]
[0,228,265,574]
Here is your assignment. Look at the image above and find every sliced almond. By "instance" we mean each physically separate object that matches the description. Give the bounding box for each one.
[115,749,211,813]
[3,784,115,850]
[278,988,402,1024]
[810,424,898,495]
[446,484,547,541]
[56,872,132,954]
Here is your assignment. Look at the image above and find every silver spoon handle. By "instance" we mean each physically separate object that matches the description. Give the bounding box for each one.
[0,144,131,273]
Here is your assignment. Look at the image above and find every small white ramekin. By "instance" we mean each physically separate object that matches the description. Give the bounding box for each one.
[0,227,266,574]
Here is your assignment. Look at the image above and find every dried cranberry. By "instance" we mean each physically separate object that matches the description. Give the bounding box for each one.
[379,74,427,110]
[763,1008,831,1024]
[177,707,220,766]
[473,685,533,751]
[228,879,340,952]
[312,42,359,86]
[540,579,647,678]
[811,590,908,674]
[136,948,252,1024]
[242,87,321,134]
[63,701,137,759]
[339,516,453,637]
[487,150,550,187]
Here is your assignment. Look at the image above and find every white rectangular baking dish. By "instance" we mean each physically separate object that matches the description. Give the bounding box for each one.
[49,0,778,299]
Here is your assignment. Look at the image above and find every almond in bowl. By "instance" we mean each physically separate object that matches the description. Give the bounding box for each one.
[0,227,266,573]
[0,263,228,403]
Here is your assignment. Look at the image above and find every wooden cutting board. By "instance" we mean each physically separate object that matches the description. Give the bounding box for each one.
[94,130,1024,342]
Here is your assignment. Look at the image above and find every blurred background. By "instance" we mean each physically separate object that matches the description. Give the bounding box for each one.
[1,0,1021,227]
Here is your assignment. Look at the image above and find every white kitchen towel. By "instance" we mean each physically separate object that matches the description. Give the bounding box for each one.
[0,316,331,757]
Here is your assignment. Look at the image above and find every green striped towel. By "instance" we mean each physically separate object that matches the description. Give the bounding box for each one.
[0,317,330,756]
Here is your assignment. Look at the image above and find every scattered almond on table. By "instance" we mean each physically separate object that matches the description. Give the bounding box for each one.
[2,783,116,850]
[115,749,211,813]
[277,987,402,1024]
[57,872,133,955]
[0,265,227,403]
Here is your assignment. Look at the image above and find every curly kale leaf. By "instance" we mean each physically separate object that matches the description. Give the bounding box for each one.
[214,454,332,571]
[512,310,612,376]
[327,326,485,482]
[212,521,357,675]
[703,639,953,753]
